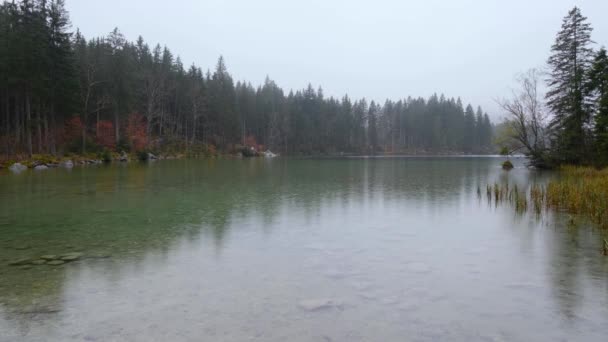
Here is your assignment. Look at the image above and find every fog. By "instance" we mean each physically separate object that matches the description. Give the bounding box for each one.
[68,0,608,119]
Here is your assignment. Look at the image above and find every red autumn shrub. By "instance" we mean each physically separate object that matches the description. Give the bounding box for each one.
[64,116,83,143]
[244,135,263,151]
[96,120,116,150]
[126,113,148,151]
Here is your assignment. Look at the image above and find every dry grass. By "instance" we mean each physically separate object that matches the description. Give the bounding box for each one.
[486,166,608,230]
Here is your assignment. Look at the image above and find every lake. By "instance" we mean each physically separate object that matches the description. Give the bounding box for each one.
[1,157,607,341]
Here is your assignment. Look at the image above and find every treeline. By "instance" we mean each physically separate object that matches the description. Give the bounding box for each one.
[0,0,494,158]
[499,7,608,167]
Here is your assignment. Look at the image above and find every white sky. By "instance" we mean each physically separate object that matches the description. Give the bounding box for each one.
[67,0,608,119]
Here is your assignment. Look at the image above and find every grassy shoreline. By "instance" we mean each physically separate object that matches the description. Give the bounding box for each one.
[488,165,608,230]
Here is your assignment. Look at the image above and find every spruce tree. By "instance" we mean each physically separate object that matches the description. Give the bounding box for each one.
[546,7,594,164]
[588,48,608,165]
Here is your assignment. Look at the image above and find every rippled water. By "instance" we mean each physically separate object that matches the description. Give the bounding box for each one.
[0,157,607,341]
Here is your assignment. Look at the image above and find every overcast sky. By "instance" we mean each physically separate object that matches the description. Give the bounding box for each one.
[67,0,608,119]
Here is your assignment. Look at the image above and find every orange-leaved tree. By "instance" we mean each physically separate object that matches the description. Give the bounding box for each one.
[96,121,116,150]
[126,113,148,151]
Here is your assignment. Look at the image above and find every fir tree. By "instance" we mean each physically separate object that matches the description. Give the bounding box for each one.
[546,6,594,164]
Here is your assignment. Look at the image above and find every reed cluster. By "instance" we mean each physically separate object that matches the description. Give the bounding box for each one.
[484,166,608,230]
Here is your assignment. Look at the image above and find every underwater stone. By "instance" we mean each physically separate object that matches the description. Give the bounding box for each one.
[9,258,34,266]
[40,255,59,261]
[297,299,338,311]
[60,253,83,261]
[47,260,66,266]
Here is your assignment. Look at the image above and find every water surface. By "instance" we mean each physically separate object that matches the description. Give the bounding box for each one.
[1,157,607,341]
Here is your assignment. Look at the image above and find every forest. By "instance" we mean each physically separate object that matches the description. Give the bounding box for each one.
[0,0,495,160]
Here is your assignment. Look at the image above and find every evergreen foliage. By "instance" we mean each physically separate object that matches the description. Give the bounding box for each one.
[0,0,494,157]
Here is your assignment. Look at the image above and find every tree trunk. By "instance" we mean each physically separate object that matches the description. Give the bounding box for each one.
[25,92,33,157]
[114,108,120,145]
[50,103,56,155]
[36,104,42,153]
[43,107,49,154]
[3,89,8,158]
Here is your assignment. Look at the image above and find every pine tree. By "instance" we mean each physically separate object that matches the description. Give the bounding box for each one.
[588,48,608,165]
[367,101,378,153]
[463,104,476,152]
[546,6,594,164]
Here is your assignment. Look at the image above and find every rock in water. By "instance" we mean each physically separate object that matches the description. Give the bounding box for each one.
[47,260,66,266]
[34,165,49,171]
[31,259,47,265]
[8,163,27,173]
[60,253,83,261]
[9,258,33,266]
[297,299,337,311]
[60,160,74,168]
[40,255,58,261]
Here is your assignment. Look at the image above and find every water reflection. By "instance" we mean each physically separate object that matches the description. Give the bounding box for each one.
[0,157,607,341]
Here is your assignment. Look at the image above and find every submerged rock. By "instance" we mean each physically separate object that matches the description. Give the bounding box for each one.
[9,258,34,266]
[47,260,66,266]
[31,259,47,265]
[297,299,339,311]
[60,252,83,261]
[40,255,58,261]
[8,163,27,173]
[60,160,74,168]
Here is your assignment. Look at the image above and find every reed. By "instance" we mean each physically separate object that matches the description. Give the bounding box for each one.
[487,166,608,229]
[545,166,608,229]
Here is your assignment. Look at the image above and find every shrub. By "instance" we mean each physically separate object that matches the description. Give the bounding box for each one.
[136,150,149,161]
[96,121,116,150]
[126,113,148,152]
[99,149,113,163]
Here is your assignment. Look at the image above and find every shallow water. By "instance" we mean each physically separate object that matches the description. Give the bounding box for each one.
[0,157,607,341]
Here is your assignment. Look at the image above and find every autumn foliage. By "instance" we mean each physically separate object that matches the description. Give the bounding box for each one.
[126,113,148,152]
[244,135,264,151]
[63,116,83,144]
[96,121,116,150]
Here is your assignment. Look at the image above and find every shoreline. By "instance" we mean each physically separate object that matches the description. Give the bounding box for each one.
[0,152,518,174]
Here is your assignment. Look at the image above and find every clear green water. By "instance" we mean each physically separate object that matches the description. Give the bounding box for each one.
[0,157,607,341]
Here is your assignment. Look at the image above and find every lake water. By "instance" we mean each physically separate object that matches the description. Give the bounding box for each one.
[1,157,607,341]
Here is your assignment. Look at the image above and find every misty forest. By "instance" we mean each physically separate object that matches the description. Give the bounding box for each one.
[0,0,494,159]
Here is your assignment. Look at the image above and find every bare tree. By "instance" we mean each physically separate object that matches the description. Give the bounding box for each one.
[497,69,550,167]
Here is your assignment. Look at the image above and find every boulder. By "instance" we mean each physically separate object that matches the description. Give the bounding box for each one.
[8,163,27,173]
[263,150,278,158]
[148,153,158,160]
[34,165,49,171]
[60,160,74,169]
[119,152,129,162]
